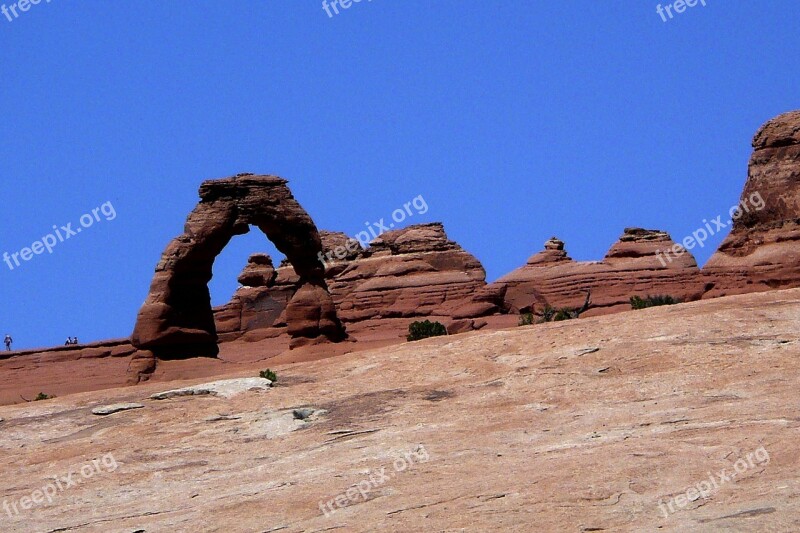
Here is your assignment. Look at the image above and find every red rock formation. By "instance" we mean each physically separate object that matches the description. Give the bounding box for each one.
[214,253,293,342]
[213,223,505,339]
[131,174,346,361]
[237,253,276,288]
[495,230,705,316]
[703,110,800,297]
[326,223,505,324]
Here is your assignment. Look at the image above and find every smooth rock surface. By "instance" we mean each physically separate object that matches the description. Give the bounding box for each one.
[149,377,273,400]
[91,403,145,416]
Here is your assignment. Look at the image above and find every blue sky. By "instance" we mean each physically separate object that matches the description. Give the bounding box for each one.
[0,1,798,349]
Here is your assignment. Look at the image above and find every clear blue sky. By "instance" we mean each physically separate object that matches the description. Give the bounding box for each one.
[1,1,798,350]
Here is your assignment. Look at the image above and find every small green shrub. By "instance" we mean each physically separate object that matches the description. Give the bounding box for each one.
[552,308,576,321]
[259,369,278,382]
[536,305,554,322]
[518,313,534,326]
[34,393,54,401]
[630,295,680,310]
[407,320,447,341]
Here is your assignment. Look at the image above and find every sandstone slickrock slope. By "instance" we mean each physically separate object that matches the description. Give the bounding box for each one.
[494,229,706,315]
[2,289,799,532]
[131,174,346,359]
[704,110,800,297]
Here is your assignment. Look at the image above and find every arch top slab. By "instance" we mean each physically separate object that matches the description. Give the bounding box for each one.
[131,173,346,359]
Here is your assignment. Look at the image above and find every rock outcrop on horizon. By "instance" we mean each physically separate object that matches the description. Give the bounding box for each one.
[5,109,800,391]
[213,223,506,339]
[131,174,346,360]
[157,112,800,354]
[494,229,706,315]
[703,110,800,297]
[329,223,504,322]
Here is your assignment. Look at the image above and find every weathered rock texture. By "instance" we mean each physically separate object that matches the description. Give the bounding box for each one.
[131,174,346,359]
[214,253,295,343]
[703,110,800,297]
[2,289,799,532]
[495,229,706,315]
[329,223,503,322]
[213,223,506,340]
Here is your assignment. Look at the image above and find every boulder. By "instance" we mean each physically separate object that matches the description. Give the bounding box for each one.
[149,377,273,400]
[237,254,277,288]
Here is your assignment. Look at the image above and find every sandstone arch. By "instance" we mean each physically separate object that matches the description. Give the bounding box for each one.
[131,174,346,358]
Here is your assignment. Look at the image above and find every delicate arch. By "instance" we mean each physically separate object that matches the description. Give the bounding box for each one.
[131,174,345,358]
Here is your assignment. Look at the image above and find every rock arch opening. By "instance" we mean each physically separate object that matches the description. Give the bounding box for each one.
[209,231,285,307]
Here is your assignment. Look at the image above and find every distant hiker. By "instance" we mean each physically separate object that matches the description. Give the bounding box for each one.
[4,335,12,351]
[65,337,72,346]
[72,337,79,345]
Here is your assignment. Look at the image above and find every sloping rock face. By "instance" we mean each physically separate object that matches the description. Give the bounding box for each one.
[703,110,800,297]
[4,289,800,532]
[495,230,705,315]
[131,174,346,359]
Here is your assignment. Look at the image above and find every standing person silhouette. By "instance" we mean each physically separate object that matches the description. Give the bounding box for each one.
[4,334,12,351]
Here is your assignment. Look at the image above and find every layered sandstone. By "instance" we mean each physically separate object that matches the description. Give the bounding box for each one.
[703,110,800,297]
[495,229,706,315]
[156,110,800,361]
[0,339,157,403]
[213,223,505,340]
[329,223,502,322]
[214,253,294,343]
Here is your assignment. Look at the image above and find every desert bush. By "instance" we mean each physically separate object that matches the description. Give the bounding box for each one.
[518,313,534,326]
[552,308,577,321]
[630,295,680,310]
[259,369,278,382]
[34,393,54,401]
[407,320,447,341]
[539,305,557,322]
